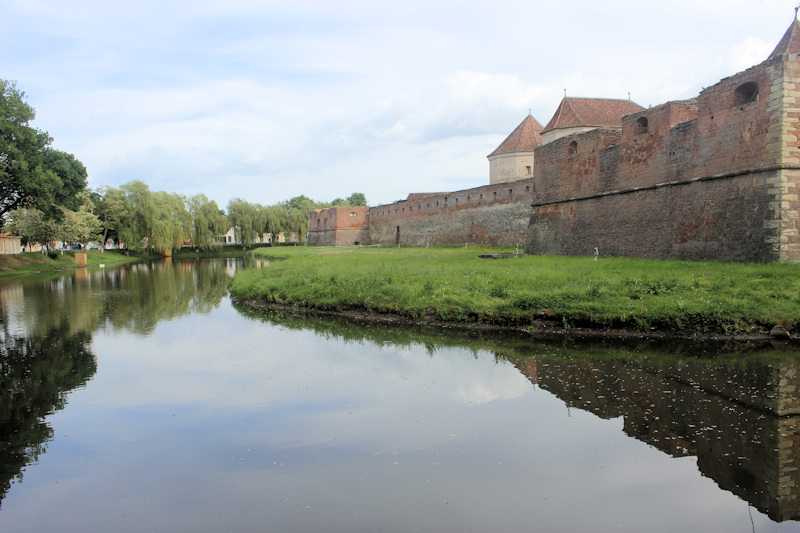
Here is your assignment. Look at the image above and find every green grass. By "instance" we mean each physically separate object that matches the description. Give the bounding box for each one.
[229,246,800,334]
[0,250,154,277]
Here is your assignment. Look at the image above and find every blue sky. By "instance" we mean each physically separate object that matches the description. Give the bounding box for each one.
[0,0,793,208]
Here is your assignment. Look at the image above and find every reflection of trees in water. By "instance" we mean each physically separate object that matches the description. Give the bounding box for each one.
[103,260,229,334]
[0,319,96,506]
[0,259,232,338]
[235,307,800,522]
[0,258,233,506]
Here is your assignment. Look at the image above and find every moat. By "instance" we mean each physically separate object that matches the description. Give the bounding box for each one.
[1,258,800,532]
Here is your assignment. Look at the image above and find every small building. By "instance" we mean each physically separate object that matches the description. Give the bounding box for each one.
[0,235,21,254]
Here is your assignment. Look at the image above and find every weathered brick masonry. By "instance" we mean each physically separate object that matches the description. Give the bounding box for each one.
[308,17,800,262]
[307,206,370,246]
[526,52,800,262]
[368,180,533,246]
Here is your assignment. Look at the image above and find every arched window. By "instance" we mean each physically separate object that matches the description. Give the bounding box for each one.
[734,82,759,107]
[568,141,577,157]
[635,116,648,135]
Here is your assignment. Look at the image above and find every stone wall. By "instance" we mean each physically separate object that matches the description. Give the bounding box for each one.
[526,54,800,262]
[307,206,370,246]
[368,179,533,246]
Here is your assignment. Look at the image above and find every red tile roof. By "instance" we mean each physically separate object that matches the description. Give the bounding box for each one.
[488,115,544,157]
[543,97,644,133]
[769,15,800,58]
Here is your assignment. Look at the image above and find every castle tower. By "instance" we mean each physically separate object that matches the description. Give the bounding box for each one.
[487,114,543,185]
[540,97,644,145]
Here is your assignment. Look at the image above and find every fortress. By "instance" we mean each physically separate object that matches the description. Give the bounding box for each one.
[308,15,800,262]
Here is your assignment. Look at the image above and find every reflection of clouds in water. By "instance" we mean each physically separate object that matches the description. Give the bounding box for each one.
[90,303,530,411]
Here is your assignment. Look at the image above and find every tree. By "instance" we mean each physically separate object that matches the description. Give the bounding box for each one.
[152,191,191,252]
[95,186,126,252]
[116,181,189,253]
[40,149,88,216]
[264,205,288,243]
[58,191,101,248]
[346,192,367,206]
[0,80,87,218]
[188,194,227,250]
[227,198,260,247]
[8,208,59,251]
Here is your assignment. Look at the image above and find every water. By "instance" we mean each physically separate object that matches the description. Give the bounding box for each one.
[1,258,799,532]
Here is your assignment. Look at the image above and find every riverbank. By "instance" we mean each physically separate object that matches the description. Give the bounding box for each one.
[230,246,800,340]
[0,250,159,277]
[0,245,268,277]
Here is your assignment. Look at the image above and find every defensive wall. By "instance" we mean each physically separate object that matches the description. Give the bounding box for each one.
[525,53,800,262]
[307,17,800,262]
[307,206,370,246]
[368,179,533,247]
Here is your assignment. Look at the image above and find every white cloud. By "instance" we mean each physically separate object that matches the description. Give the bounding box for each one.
[1,0,795,207]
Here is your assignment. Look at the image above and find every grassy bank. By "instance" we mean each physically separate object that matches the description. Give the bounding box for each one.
[0,250,155,277]
[229,246,800,336]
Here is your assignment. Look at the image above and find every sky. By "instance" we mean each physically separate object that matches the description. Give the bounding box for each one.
[0,0,795,208]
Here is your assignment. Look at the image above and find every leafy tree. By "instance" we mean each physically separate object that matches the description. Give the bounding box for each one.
[152,191,191,252]
[187,194,227,250]
[227,198,261,247]
[116,180,154,252]
[346,192,367,206]
[0,80,87,218]
[264,205,288,242]
[95,186,126,252]
[8,208,59,251]
[40,149,88,216]
[57,191,101,248]
[116,181,189,253]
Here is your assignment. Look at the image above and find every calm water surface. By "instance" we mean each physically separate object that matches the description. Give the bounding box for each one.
[1,258,800,532]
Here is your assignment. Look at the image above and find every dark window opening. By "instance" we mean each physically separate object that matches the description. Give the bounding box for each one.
[568,141,578,157]
[635,116,648,135]
[734,82,759,107]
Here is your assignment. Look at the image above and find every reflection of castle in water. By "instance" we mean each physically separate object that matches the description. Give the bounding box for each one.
[513,355,800,522]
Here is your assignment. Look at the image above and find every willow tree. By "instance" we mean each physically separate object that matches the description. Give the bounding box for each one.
[152,191,191,252]
[187,194,227,249]
[117,181,189,253]
[227,198,261,247]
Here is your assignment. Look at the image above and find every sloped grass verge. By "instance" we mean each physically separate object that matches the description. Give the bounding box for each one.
[229,246,800,336]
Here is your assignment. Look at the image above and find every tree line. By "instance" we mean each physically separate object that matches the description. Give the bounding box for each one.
[0,80,366,253]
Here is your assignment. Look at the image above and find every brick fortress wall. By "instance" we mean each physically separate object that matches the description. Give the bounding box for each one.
[368,179,533,247]
[307,206,370,246]
[526,54,800,262]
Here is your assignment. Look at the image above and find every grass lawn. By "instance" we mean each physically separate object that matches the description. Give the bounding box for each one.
[230,246,800,335]
[0,250,154,277]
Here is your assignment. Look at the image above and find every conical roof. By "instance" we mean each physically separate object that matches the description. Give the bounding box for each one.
[769,14,800,58]
[542,97,644,133]
[488,115,544,157]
